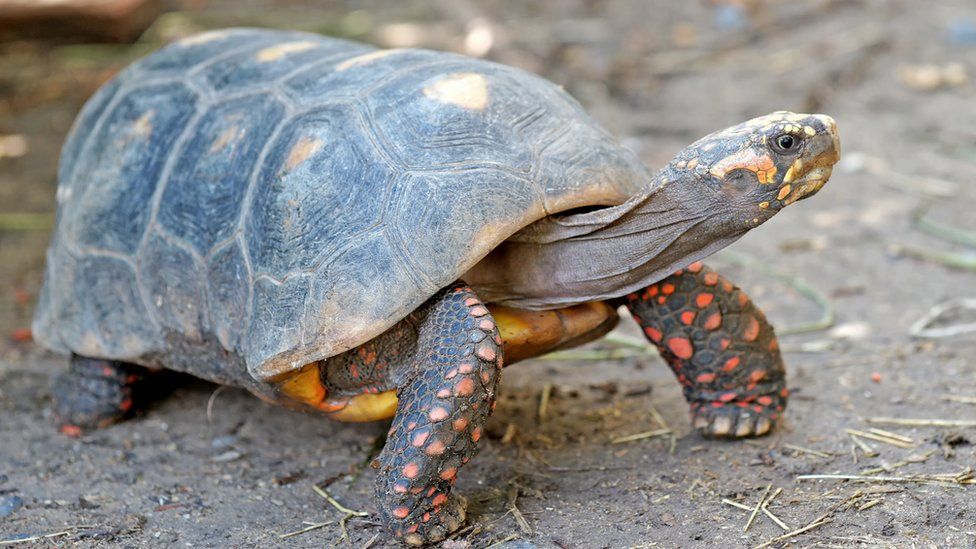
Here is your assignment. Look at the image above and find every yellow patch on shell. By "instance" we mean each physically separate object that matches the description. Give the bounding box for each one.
[423,73,489,111]
[255,41,318,62]
[759,201,770,209]
[283,136,324,171]
[336,49,404,71]
[327,391,398,422]
[777,184,792,200]
[178,31,232,47]
[709,148,777,184]
[131,110,154,139]
[208,125,240,154]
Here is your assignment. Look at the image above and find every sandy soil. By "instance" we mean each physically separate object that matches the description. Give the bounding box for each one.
[1,0,974,547]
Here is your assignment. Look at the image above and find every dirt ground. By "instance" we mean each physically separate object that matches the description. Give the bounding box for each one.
[1,0,975,547]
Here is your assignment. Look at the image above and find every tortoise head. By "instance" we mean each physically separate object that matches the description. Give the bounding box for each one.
[666,111,840,228]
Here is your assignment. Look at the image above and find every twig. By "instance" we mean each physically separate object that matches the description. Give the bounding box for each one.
[717,250,834,335]
[844,428,914,449]
[863,417,976,428]
[783,443,834,458]
[507,488,532,536]
[744,484,772,533]
[312,485,369,516]
[610,428,672,444]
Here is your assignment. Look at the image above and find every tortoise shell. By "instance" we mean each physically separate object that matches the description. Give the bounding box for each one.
[33,28,650,384]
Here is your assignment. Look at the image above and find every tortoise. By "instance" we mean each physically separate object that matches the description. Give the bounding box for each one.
[33,28,840,545]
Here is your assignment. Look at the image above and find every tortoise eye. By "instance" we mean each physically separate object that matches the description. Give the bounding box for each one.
[773,133,799,153]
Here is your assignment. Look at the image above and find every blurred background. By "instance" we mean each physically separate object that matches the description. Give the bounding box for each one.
[1,0,974,547]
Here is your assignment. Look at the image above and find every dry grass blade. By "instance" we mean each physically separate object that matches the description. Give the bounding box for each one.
[744,484,772,533]
[849,434,878,457]
[279,520,333,539]
[844,428,914,449]
[722,499,791,531]
[754,517,833,549]
[866,428,913,443]
[796,471,975,486]
[312,485,369,516]
[907,298,976,337]
[538,383,553,420]
[0,526,93,546]
[754,491,865,549]
[863,417,976,428]
[941,394,976,404]
[783,443,833,458]
[360,532,381,549]
[610,428,672,444]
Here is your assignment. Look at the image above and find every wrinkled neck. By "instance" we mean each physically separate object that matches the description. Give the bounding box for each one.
[465,170,748,309]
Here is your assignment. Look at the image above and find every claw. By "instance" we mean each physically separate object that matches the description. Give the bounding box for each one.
[710,415,732,436]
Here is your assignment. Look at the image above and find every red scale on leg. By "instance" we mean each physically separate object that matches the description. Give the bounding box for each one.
[624,263,788,440]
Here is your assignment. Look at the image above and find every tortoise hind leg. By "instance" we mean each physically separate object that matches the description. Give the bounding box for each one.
[622,262,787,438]
[376,282,502,546]
[53,355,153,436]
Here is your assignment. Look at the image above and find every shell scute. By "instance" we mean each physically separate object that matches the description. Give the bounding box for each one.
[65,83,197,255]
[158,93,285,254]
[245,104,393,279]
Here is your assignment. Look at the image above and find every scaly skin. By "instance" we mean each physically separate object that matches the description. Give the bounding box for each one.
[622,261,787,438]
[372,282,501,546]
[53,356,150,436]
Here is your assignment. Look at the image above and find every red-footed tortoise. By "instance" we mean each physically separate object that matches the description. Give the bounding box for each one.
[33,28,840,545]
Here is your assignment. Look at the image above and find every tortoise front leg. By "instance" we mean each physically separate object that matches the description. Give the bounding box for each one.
[623,262,787,438]
[376,282,502,546]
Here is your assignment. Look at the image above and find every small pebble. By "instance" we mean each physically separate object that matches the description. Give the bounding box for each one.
[210,435,237,449]
[0,495,24,518]
[212,450,242,463]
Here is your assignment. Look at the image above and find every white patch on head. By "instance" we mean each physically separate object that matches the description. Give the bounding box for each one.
[423,73,489,111]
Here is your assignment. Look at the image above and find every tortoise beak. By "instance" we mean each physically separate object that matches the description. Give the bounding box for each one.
[784,115,840,204]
